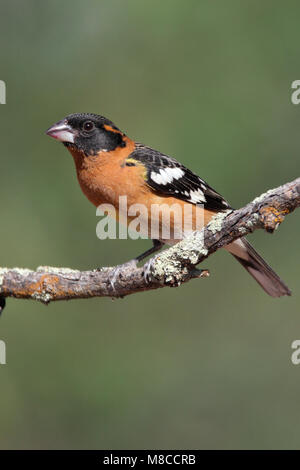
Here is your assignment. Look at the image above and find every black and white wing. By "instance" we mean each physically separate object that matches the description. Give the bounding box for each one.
[128,143,231,212]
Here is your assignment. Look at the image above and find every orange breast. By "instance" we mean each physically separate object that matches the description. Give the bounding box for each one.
[67,139,217,241]
[68,137,147,207]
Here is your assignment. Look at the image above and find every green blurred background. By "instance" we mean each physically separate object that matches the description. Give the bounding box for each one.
[0,0,299,450]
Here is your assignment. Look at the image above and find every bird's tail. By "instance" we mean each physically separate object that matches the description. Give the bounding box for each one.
[225,238,291,297]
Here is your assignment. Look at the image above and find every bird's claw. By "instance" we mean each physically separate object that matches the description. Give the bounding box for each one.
[109,260,137,294]
[143,258,156,284]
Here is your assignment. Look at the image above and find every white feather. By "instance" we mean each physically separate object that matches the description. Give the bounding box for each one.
[151,167,184,185]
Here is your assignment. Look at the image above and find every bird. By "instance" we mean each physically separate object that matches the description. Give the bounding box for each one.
[46,113,291,297]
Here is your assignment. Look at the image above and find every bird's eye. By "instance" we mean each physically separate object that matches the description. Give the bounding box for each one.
[82,121,95,132]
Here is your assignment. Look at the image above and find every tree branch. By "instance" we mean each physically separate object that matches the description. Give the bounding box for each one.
[0,178,299,306]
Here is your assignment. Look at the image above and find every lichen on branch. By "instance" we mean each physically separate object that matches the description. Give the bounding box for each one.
[0,177,299,307]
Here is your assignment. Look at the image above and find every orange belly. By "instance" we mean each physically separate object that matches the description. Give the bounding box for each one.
[67,140,217,242]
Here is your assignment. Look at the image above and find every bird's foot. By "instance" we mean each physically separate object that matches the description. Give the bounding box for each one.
[108,259,138,294]
[142,257,157,284]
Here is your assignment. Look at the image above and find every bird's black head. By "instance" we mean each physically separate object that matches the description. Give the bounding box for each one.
[46,113,125,155]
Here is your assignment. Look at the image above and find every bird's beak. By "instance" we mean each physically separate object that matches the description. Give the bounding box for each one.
[46,120,76,144]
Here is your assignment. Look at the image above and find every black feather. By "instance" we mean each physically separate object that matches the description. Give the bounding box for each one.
[129,143,230,212]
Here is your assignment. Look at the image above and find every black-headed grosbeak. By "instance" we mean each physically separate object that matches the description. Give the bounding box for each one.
[46,113,291,297]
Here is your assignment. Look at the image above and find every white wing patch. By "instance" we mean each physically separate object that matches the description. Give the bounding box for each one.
[188,189,206,204]
[150,167,185,185]
[150,168,207,204]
